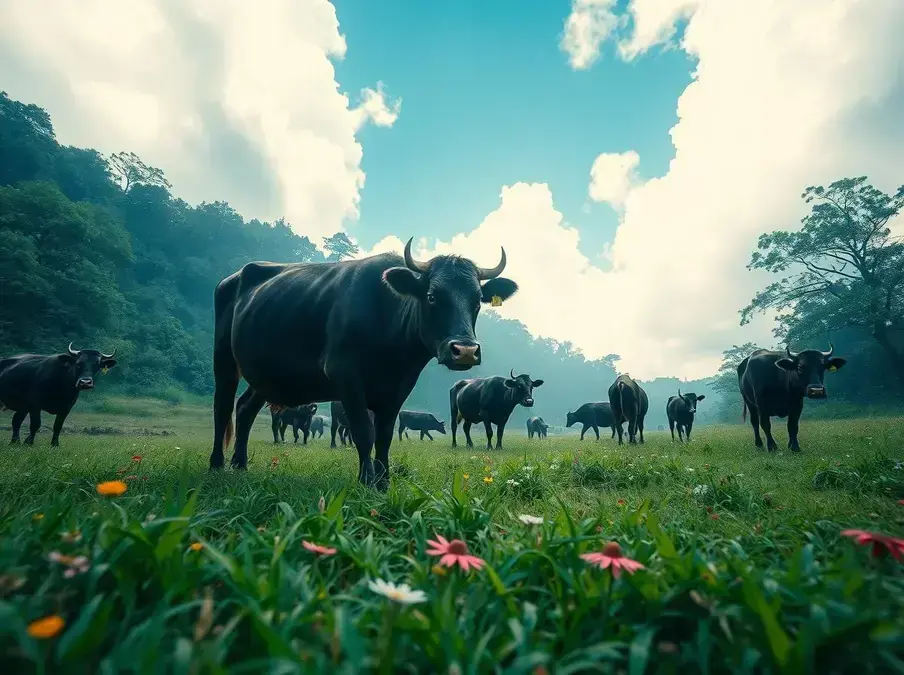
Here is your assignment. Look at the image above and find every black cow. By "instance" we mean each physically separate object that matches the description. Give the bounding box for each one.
[310,415,327,439]
[0,343,117,447]
[208,237,516,488]
[450,370,543,449]
[526,416,548,439]
[330,400,375,448]
[271,403,318,444]
[398,410,446,441]
[666,390,705,441]
[608,374,649,445]
[738,344,846,452]
[565,402,617,440]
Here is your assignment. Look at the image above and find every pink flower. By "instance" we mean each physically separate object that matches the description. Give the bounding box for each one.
[426,535,485,572]
[841,529,904,561]
[302,540,337,556]
[581,541,645,578]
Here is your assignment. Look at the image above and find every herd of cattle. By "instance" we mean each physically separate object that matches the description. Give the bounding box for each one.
[0,238,846,489]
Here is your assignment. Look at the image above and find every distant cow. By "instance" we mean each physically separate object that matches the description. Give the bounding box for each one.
[271,403,317,444]
[565,402,617,440]
[208,237,517,489]
[331,401,375,448]
[310,415,327,439]
[526,416,549,439]
[738,344,846,452]
[398,410,446,441]
[450,370,543,449]
[666,390,705,441]
[0,343,117,446]
[608,374,649,445]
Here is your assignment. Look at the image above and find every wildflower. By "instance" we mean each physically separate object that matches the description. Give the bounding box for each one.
[175,446,181,450]
[710,513,720,520]
[27,615,65,639]
[580,541,645,578]
[426,535,485,571]
[483,476,493,484]
[518,514,544,526]
[549,463,559,470]
[693,484,709,497]
[303,541,337,556]
[370,509,379,517]
[189,542,204,552]
[506,479,520,487]
[131,455,143,462]
[282,451,289,457]
[96,480,127,497]
[685,467,695,473]
[126,475,138,480]
[523,465,534,473]
[32,513,44,522]
[317,496,326,513]
[462,473,470,480]
[368,579,427,605]
[596,525,603,533]
[60,530,82,544]
[431,565,447,576]
[257,526,265,533]
[841,529,904,561]
[145,513,157,523]
[49,552,90,578]
[616,499,626,506]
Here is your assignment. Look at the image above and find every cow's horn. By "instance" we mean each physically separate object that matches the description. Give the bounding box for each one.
[477,247,507,281]
[678,388,682,397]
[403,237,429,273]
[68,342,79,356]
[101,347,116,359]
[510,368,517,380]
[785,344,798,359]
[822,341,834,358]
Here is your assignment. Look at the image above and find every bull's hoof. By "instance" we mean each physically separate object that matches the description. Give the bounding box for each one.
[789,444,801,453]
[9,439,19,445]
[754,440,763,449]
[51,439,59,448]
[23,438,35,446]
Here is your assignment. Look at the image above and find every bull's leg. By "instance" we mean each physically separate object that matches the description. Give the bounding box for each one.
[330,417,339,448]
[210,345,240,470]
[23,409,41,445]
[231,388,267,469]
[495,422,505,449]
[627,415,638,445]
[579,424,587,440]
[758,415,778,452]
[398,425,404,442]
[592,424,600,440]
[292,422,300,444]
[638,417,645,444]
[51,409,72,447]
[615,420,625,445]
[281,421,289,442]
[373,413,396,492]
[425,430,433,440]
[483,421,494,450]
[342,401,376,486]
[685,420,693,442]
[405,430,410,440]
[463,422,474,448]
[301,422,310,445]
[787,408,801,452]
[747,403,763,448]
[272,415,281,444]
[676,424,684,442]
[669,419,676,441]
[10,410,26,444]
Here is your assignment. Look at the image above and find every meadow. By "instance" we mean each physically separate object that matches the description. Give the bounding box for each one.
[1,400,903,673]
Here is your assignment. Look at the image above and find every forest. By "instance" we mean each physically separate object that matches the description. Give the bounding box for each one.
[2,91,902,429]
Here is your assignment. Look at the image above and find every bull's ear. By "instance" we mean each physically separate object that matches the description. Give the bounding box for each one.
[480,278,518,304]
[532,379,544,387]
[775,358,796,371]
[826,357,846,372]
[101,358,118,370]
[383,267,422,298]
[58,354,77,366]
[696,395,705,401]
[504,378,517,388]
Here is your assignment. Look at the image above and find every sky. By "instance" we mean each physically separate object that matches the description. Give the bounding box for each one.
[1,0,903,379]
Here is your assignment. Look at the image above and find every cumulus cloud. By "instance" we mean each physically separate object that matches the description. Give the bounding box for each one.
[560,0,621,70]
[0,0,399,244]
[617,0,700,60]
[588,151,641,207]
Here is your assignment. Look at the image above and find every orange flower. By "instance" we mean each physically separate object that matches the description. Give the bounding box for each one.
[302,541,337,556]
[616,499,626,506]
[189,542,204,552]
[581,541,645,578]
[96,480,127,497]
[426,535,485,572]
[27,615,65,639]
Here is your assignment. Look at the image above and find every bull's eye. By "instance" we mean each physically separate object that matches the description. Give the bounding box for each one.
[426,291,436,304]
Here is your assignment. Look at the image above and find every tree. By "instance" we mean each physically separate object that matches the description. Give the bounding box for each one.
[108,151,172,192]
[322,232,359,261]
[741,176,904,384]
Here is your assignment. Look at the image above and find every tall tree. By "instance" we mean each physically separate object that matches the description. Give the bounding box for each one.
[322,232,359,261]
[741,176,904,383]
[108,151,172,192]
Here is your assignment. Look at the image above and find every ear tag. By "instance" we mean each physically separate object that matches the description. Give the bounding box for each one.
[102,367,109,375]
[491,295,503,307]
[828,365,837,373]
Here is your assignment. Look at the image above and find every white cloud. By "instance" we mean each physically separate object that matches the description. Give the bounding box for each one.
[0,0,399,245]
[560,0,621,70]
[617,0,701,60]
[588,151,641,207]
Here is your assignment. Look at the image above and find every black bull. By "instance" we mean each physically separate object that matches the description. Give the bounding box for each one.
[738,345,846,452]
[450,370,544,449]
[330,400,375,447]
[608,374,649,445]
[666,390,705,441]
[526,416,548,439]
[565,402,617,440]
[398,410,446,441]
[208,238,518,489]
[270,403,317,444]
[0,344,117,447]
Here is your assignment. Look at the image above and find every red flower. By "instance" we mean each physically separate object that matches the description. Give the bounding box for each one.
[302,540,337,556]
[616,499,626,506]
[426,535,485,572]
[580,541,645,578]
[131,455,143,462]
[841,529,904,561]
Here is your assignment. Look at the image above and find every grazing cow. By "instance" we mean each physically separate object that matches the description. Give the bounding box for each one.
[738,344,846,452]
[398,410,446,441]
[0,343,117,447]
[666,390,705,441]
[608,374,649,445]
[331,400,372,447]
[526,416,549,439]
[208,237,516,488]
[310,415,327,439]
[450,370,544,449]
[271,403,318,444]
[565,402,617,441]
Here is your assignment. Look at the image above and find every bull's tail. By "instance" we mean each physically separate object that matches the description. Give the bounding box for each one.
[742,400,747,423]
[224,415,234,451]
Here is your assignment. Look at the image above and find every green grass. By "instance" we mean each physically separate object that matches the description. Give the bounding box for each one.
[1,406,903,673]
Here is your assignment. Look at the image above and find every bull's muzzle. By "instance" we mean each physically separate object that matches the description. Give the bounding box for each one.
[806,386,827,399]
[523,397,534,407]
[448,341,481,367]
[77,378,95,390]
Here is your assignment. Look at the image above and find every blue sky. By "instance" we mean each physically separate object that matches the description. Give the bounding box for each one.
[332,0,692,260]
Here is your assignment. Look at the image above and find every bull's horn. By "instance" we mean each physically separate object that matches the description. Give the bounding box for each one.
[822,341,834,358]
[101,347,116,359]
[785,344,798,359]
[678,388,682,397]
[68,342,79,356]
[510,368,517,380]
[477,247,507,281]
[403,237,429,273]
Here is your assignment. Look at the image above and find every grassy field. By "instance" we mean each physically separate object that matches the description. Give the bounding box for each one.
[1,402,903,673]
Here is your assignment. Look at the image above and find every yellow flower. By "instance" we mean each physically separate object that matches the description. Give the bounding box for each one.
[96,480,127,497]
[189,542,203,552]
[432,565,447,576]
[27,615,65,639]
[462,473,470,480]
[32,513,44,522]
[483,476,494,484]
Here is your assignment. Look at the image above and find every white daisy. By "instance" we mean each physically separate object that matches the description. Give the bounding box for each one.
[368,579,427,605]
[518,514,544,526]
